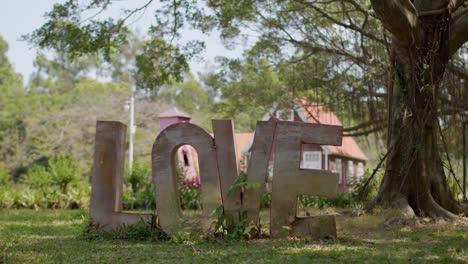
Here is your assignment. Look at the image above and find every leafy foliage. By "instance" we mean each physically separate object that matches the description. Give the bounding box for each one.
[0,36,24,99]
[158,74,212,113]
[179,187,201,210]
[29,52,101,93]
[299,192,355,209]
[212,172,262,240]
[126,161,151,194]
[24,165,53,193]
[261,191,272,208]
[25,1,207,88]
[23,154,81,195]
[135,38,203,90]
[48,154,81,194]
[0,185,89,210]
[0,165,11,188]
[212,207,263,240]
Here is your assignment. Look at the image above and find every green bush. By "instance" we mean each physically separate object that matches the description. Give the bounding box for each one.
[48,154,81,194]
[1,154,87,209]
[126,161,151,193]
[0,189,15,208]
[179,187,201,210]
[24,165,52,193]
[122,181,155,210]
[122,161,155,210]
[259,190,346,209]
[355,169,384,201]
[299,192,355,209]
[23,154,81,194]
[0,165,11,188]
[0,184,90,209]
[261,191,271,208]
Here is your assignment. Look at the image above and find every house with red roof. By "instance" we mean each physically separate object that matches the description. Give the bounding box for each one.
[239,98,368,192]
[158,100,368,192]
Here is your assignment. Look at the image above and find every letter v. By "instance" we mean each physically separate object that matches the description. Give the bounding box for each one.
[242,118,277,224]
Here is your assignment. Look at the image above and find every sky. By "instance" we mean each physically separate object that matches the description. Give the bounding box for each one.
[0,0,245,84]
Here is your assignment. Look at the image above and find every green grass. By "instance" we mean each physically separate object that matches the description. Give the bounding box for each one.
[0,209,467,263]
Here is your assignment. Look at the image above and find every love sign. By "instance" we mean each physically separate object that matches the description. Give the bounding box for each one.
[89,119,343,239]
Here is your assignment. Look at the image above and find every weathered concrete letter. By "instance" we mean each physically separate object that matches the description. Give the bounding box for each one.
[90,121,152,231]
[270,121,342,238]
[152,123,222,234]
[242,119,277,223]
[212,120,241,225]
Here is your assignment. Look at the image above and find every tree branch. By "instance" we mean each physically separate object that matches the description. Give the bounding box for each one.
[449,7,468,56]
[343,123,386,137]
[293,0,384,43]
[370,0,417,45]
[343,118,387,132]
[280,37,367,64]
[448,0,468,14]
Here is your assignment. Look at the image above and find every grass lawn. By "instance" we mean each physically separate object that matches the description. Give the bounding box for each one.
[0,209,466,263]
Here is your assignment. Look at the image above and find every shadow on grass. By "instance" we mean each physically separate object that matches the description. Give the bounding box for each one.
[1,209,467,263]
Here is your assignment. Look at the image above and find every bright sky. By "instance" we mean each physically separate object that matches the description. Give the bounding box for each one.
[0,0,245,83]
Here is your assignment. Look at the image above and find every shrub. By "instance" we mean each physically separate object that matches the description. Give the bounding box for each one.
[299,192,355,209]
[123,181,155,210]
[122,176,201,211]
[176,172,201,210]
[126,161,151,193]
[122,161,156,210]
[1,154,87,209]
[24,165,52,193]
[48,154,81,194]
[0,165,11,188]
[0,189,14,208]
[23,154,81,195]
[211,172,263,240]
[355,169,384,201]
[261,191,271,208]
[179,187,201,210]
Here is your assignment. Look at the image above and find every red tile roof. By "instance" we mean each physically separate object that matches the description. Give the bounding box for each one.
[295,98,368,161]
[209,132,253,168]
[234,133,253,162]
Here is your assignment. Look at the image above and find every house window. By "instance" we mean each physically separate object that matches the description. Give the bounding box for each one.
[302,151,322,170]
[334,158,342,184]
[182,151,189,167]
[347,160,354,184]
[267,162,274,181]
[357,162,365,179]
[276,109,294,121]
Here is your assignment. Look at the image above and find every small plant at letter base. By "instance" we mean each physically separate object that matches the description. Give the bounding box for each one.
[212,172,262,240]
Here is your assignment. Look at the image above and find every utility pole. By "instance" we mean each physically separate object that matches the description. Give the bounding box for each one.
[128,85,136,173]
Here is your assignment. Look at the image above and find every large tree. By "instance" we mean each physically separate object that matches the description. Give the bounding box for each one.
[27,0,468,219]
[369,0,468,219]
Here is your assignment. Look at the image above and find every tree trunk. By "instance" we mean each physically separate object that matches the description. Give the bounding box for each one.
[375,12,464,219]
